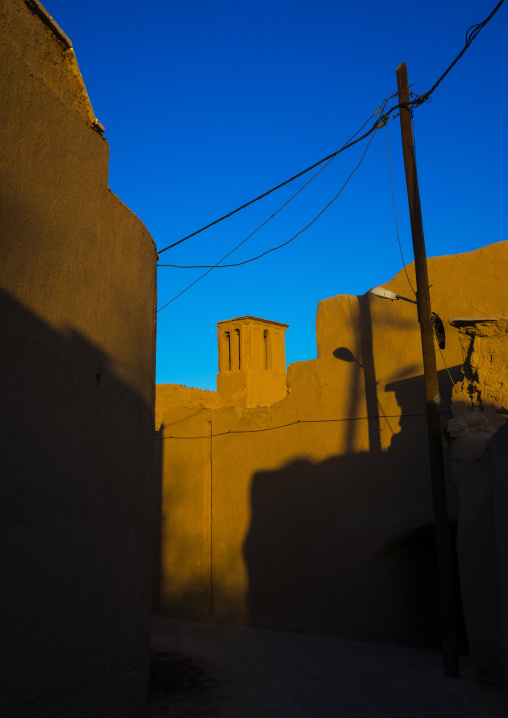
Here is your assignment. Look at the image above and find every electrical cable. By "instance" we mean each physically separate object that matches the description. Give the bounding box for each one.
[155,412,427,441]
[408,107,457,388]
[410,0,505,107]
[159,152,339,270]
[408,112,457,389]
[156,128,378,312]
[157,102,392,255]
[156,0,504,257]
[159,127,379,274]
[158,100,388,270]
[431,319,457,386]
[384,125,416,296]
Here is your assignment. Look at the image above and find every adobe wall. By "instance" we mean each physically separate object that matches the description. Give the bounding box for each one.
[155,240,508,648]
[0,2,157,716]
[447,318,508,686]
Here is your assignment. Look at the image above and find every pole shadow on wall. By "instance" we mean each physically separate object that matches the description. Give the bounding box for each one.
[243,295,466,650]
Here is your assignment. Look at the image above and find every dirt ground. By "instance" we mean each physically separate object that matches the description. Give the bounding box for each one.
[148,618,508,718]
[148,651,220,717]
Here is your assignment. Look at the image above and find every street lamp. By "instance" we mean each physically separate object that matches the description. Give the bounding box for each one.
[370,274,458,676]
[370,286,417,305]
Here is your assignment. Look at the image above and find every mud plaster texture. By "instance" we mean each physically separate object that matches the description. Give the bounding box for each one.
[447,319,508,688]
[155,240,508,654]
[0,1,157,716]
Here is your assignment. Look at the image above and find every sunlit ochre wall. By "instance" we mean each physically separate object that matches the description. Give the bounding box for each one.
[155,241,508,648]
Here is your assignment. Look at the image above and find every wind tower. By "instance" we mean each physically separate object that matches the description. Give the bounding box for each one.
[216,316,289,407]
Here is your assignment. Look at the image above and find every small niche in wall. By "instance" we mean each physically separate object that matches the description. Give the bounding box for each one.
[224,331,231,371]
[234,328,241,370]
[431,313,445,350]
[263,329,269,370]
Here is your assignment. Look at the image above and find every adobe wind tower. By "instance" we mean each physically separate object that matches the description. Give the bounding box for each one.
[216,316,289,407]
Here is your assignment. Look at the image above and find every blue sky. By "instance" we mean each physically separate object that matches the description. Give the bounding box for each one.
[43,0,507,390]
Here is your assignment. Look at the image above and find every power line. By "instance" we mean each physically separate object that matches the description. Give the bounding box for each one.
[384,124,416,296]
[155,412,426,441]
[159,148,341,271]
[159,127,379,273]
[157,104,391,255]
[411,0,505,108]
[156,1,505,313]
[159,100,387,270]
[156,128,379,312]
[156,0,504,257]
[433,322,457,387]
[409,109,456,387]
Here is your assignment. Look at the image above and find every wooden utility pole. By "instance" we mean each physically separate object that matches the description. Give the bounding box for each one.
[396,62,459,677]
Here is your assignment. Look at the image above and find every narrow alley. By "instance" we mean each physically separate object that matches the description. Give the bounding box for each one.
[149,617,508,717]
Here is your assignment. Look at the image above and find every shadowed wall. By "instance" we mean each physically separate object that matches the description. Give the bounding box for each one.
[155,241,507,647]
[447,318,508,685]
[0,2,157,715]
[155,248,507,641]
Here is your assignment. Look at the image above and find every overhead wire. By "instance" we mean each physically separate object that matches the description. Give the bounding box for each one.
[159,153,339,271]
[409,106,457,389]
[435,335,457,387]
[156,0,505,314]
[157,103,391,255]
[384,124,416,296]
[155,412,427,441]
[159,123,382,273]
[156,127,380,312]
[157,157,358,309]
[410,0,505,108]
[158,100,388,270]
[156,0,504,257]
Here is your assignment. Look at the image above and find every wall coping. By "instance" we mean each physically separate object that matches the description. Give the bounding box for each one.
[217,315,289,328]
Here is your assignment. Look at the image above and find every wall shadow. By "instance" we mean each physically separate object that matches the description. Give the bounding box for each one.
[243,364,466,650]
[0,288,154,716]
[152,424,164,612]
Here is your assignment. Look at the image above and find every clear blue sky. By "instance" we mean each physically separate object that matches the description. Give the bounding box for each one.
[43,0,507,390]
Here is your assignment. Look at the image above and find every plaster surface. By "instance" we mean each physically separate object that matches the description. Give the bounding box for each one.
[216,316,289,407]
[1,2,157,715]
[155,239,508,649]
[447,318,508,686]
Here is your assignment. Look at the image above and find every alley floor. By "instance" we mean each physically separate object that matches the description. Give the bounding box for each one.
[149,616,508,717]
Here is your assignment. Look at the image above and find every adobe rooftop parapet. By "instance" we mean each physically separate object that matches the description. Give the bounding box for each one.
[217,315,290,327]
[25,0,105,134]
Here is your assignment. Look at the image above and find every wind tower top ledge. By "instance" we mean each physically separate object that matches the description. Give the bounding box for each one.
[217,315,289,328]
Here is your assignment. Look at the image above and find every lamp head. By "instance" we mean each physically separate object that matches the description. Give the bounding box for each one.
[370,286,399,301]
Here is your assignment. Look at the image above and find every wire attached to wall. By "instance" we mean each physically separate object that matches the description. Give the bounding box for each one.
[159,100,387,270]
[159,125,381,273]
[157,106,391,256]
[155,412,427,441]
[156,128,380,312]
[159,154,338,272]
[432,319,458,387]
